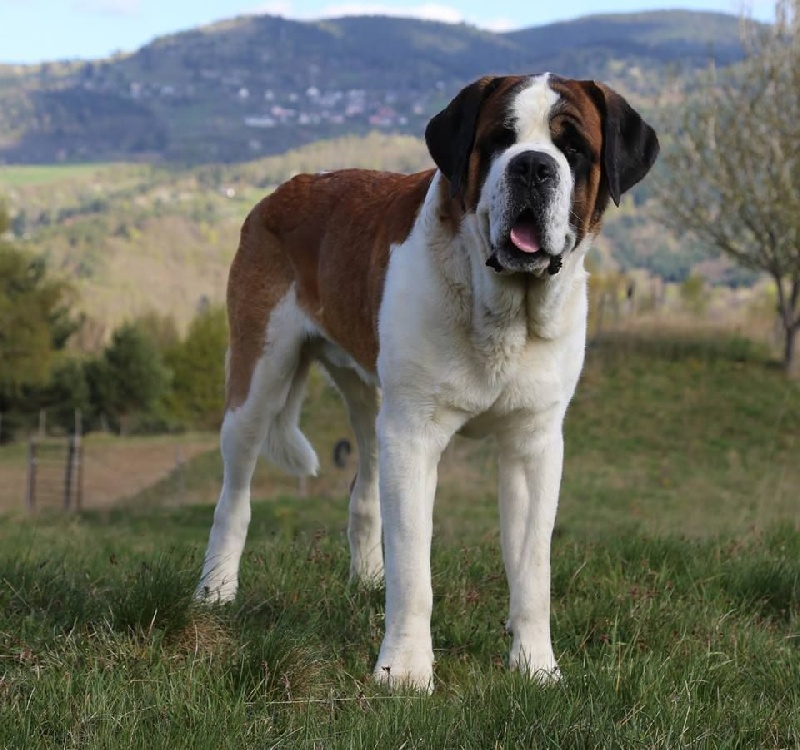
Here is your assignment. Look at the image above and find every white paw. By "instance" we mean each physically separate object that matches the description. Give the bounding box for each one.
[510,642,561,684]
[373,643,434,693]
[194,575,238,604]
[349,557,385,587]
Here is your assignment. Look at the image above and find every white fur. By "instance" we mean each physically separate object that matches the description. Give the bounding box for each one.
[198,76,592,692]
[196,286,320,601]
[373,162,588,689]
[373,76,589,689]
[316,350,383,582]
[196,285,386,601]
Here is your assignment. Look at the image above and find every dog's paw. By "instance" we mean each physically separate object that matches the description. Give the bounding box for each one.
[510,642,561,684]
[348,560,385,589]
[373,644,434,693]
[194,577,237,605]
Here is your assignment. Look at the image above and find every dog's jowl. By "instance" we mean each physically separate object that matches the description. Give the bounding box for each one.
[196,73,659,691]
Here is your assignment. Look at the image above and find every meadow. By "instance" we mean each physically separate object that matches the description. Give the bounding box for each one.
[0,334,798,748]
[0,164,121,188]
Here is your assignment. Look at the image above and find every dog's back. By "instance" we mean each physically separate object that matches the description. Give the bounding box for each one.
[225,168,435,411]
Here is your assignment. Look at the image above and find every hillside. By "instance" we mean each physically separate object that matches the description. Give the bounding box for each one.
[0,134,431,330]
[0,128,758,330]
[0,10,751,164]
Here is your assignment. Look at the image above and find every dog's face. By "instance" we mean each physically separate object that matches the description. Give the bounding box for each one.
[425,73,660,276]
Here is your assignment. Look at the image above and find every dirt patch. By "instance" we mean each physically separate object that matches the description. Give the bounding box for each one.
[0,434,217,513]
[81,437,217,507]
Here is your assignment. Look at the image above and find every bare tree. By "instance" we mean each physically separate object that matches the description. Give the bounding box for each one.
[654,0,800,375]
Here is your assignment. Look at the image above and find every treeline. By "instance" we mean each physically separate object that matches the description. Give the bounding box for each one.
[0,208,227,442]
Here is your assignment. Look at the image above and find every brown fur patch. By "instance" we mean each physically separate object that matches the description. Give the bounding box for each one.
[225,169,437,408]
[549,79,610,241]
[226,209,295,409]
[464,76,528,211]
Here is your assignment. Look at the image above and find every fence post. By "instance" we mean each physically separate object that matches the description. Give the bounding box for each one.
[25,439,37,513]
[176,445,185,504]
[595,291,607,340]
[74,440,84,510]
[64,437,75,510]
[74,410,83,511]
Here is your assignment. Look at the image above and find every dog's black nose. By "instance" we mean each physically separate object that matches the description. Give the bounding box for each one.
[508,151,558,187]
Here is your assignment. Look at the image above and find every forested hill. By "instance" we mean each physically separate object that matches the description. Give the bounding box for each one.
[0,10,749,164]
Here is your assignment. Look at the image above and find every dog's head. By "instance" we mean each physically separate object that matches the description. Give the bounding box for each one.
[425,73,659,275]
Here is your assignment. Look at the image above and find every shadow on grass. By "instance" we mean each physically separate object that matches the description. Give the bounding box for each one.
[1,551,198,638]
[717,526,800,623]
[73,495,349,544]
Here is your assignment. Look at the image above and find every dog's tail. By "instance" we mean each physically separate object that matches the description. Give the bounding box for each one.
[259,350,320,477]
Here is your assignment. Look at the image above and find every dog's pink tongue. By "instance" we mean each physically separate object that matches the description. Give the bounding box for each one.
[510,222,541,254]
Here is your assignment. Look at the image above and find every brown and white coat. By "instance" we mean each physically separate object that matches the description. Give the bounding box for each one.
[197,72,659,691]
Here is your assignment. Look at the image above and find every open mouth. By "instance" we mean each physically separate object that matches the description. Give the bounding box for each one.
[509,208,544,256]
[485,207,564,276]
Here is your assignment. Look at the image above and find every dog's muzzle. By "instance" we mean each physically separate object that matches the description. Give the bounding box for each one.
[485,151,567,276]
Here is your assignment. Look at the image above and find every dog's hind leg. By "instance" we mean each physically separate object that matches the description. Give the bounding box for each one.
[196,286,319,602]
[318,355,383,584]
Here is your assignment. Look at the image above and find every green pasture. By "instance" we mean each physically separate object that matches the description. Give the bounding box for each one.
[1,335,798,748]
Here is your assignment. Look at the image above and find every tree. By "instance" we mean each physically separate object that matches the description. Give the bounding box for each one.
[44,358,91,434]
[0,207,79,438]
[654,1,800,375]
[164,305,227,428]
[89,323,170,434]
[133,311,180,354]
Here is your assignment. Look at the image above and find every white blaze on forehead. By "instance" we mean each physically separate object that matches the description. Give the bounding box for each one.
[511,73,560,145]
[476,72,575,263]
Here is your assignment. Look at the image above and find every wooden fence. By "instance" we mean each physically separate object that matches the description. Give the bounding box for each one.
[25,436,83,512]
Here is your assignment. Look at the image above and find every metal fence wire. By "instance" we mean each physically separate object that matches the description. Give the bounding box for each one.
[25,437,83,512]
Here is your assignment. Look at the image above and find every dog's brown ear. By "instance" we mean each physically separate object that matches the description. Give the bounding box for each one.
[585,82,660,207]
[425,77,498,201]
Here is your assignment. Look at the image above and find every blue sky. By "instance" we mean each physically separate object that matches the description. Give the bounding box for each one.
[0,0,774,64]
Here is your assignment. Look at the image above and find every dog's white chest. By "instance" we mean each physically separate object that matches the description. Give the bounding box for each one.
[378,241,585,439]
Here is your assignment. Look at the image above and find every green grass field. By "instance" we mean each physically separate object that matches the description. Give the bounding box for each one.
[1,336,798,748]
[0,163,124,188]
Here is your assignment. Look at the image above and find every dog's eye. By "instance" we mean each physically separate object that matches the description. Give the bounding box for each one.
[480,126,516,156]
[558,122,591,164]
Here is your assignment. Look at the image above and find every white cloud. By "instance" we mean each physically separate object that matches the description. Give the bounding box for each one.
[73,0,141,15]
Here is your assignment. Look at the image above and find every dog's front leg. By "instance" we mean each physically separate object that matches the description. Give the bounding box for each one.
[497,428,564,682]
[373,402,448,693]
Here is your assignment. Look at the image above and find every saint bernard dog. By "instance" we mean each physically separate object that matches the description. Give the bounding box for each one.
[196,73,659,691]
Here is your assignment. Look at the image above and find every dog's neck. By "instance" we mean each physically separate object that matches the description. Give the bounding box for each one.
[423,173,589,345]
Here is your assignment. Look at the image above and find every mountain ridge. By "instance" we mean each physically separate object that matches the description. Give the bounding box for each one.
[0,9,752,165]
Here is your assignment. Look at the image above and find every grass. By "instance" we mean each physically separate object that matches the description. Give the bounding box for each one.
[0,163,122,187]
[0,336,798,747]
[1,517,798,747]
[130,331,800,539]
